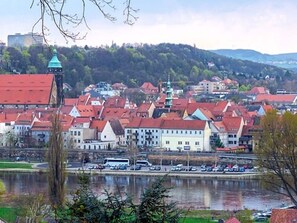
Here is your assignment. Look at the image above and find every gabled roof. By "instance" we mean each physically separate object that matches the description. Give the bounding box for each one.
[0,74,54,105]
[248,86,268,95]
[76,105,96,117]
[90,120,107,132]
[109,119,125,135]
[137,103,153,113]
[77,94,91,105]
[222,116,243,133]
[140,82,158,94]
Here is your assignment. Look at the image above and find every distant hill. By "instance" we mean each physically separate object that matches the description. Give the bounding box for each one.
[211,49,297,71]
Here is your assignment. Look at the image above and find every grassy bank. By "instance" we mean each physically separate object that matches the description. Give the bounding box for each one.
[0,207,17,223]
[0,162,33,169]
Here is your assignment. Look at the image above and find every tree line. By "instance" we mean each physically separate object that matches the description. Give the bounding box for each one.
[0,43,293,96]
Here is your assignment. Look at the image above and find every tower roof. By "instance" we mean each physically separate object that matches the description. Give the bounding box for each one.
[48,49,62,69]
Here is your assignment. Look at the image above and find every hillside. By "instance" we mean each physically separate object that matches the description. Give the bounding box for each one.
[0,43,294,95]
[211,49,297,71]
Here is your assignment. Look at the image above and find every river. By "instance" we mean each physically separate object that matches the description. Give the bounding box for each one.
[0,172,290,211]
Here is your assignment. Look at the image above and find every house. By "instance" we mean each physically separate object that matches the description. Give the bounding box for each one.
[30,121,52,147]
[160,119,211,152]
[13,112,35,147]
[68,117,96,149]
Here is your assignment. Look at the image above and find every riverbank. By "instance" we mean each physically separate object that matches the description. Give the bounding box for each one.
[0,163,261,179]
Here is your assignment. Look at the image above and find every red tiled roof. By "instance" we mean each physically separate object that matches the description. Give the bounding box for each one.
[15,112,34,125]
[248,86,268,94]
[90,120,107,132]
[0,74,54,105]
[225,216,241,223]
[0,113,18,122]
[271,208,297,223]
[137,103,153,113]
[255,94,297,103]
[64,98,79,106]
[104,96,127,108]
[101,107,134,120]
[31,121,52,131]
[76,105,96,117]
[161,119,206,130]
[222,116,243,133]
[78,94,91,105]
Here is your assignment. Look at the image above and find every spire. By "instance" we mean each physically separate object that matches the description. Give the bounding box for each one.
[47,49,63,107]
[165,75,173,109]
[48,49,62,69]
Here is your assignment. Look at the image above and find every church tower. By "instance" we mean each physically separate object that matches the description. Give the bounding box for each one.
[48,49,63,107]
[165,75,173,109]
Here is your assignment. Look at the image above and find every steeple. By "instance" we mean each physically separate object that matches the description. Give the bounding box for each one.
[48,49,63,107]
[165,75,173,109]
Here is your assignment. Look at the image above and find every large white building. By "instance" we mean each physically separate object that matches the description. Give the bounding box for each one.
[125,118,211,152]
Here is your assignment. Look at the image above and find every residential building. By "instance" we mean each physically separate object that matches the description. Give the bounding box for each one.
[7,33,43,48]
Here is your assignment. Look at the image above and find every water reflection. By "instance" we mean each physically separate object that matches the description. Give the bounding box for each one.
[0,173,290,211]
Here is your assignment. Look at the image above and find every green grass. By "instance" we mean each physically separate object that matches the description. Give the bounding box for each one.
[0,207,17,223]
[180,217,217,223]
[0,162,33,169]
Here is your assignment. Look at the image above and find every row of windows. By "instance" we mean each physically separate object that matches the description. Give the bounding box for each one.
[166,141,200,145]
[228,134,237,138]
[228,141,237,144]
[70,131,81,136]
[127,129,202,135]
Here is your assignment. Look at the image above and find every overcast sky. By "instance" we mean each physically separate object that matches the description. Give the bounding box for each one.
[1,0,297,54]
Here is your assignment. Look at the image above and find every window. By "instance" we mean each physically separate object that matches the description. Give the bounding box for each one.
[190,131,192,134]
[74,131,77,136]
[234,141,237,144]
[228,134,233,138]
[185,141,189,145]
[195,142,199,145]
[228,141,233,144]
[166,141,170,144]
[167,130,169,133]
[178,141,182,145]
[78,131,81,136]
[181,131,183,134]
[195,131,197,134]
[78,140,80,143]
[70,131,73,136]
[172,131,174,133]
[176,130,178,134]
[199,131,201,134]
[141,129,143,132]
[156,130,158,133]
[185,131,187,134]
[152,130,154,132]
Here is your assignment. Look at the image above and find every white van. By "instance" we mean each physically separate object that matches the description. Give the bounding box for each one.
[136,160,152,167]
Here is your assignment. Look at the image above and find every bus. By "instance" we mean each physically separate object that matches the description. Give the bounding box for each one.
[136,160,152,167]
[103,158,130,167]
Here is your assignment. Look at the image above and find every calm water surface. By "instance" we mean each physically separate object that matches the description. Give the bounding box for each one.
[0,172,290,211]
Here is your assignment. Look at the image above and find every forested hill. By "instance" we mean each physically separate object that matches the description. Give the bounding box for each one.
[0,43,293,92]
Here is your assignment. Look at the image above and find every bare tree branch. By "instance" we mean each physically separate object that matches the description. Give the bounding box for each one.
[30,0,138,44]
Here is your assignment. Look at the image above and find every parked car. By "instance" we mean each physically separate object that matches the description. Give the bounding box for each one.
[149,166,161,171]
[130,165,141,170]
[118,164,127,170]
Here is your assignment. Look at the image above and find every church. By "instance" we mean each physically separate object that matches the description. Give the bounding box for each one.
[0,49,64,109]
